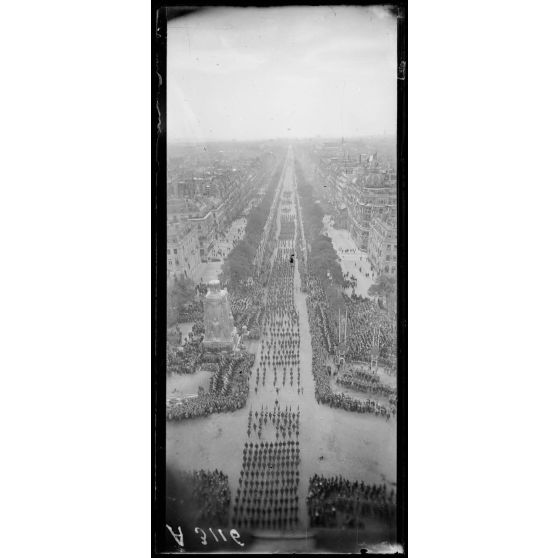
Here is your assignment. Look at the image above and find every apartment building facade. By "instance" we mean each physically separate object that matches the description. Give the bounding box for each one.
[316,145,398,278]
[167,222,202,282]
[368,214,397,277]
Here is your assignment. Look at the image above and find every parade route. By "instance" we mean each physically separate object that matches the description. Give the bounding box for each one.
[166,147,396,546]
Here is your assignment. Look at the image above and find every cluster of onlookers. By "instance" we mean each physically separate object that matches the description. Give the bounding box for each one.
[191,321,205,337]
[317,385,393,417]
[166,342,201,375]
[336,375,397,407]
[167,389,246,420]
[315,303,334,353]
[307,474,396,528]
[305,292,394,420]
[182,469,231,525]
[167,353,255,420]
[292,176,398,418]
[342,271,359,291]
[178,300,203,323]
[338,299,396,363]
[229,285,265,331]
[196,283,208,297]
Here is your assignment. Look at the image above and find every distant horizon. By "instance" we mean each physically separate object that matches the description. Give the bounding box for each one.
[167,133,397,146]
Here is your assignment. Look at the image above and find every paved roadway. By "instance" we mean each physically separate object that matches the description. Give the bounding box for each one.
[166,146,396,550]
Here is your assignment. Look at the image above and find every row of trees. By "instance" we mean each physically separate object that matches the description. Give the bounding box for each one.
[368,274,397,309]
[167,276,197,327]
[220,156,285,286]
[295,160,345,288]
[294,156,396,311]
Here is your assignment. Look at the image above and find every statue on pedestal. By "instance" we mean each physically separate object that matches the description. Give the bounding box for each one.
[202,279,237,351]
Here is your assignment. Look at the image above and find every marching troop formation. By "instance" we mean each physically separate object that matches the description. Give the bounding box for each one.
[230,169,306,531]
[232,439,301,529]
[233,401,301,530]
[255,248,303,396]
[247,404,300,440]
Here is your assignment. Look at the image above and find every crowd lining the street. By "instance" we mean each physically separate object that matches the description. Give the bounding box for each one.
[166,353,254,420]
[178,469,231,525]
[307,474,396,528]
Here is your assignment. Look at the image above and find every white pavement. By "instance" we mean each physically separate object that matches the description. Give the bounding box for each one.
[323,215,376,299]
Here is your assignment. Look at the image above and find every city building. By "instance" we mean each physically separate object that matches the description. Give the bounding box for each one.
[167,222,202,282]
[314,145,397,276]
[167,148,269,282]
[187,211,217,262]
[367,211,397,277]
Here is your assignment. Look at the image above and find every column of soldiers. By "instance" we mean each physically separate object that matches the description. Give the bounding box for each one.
[233,401,301,529]
[232,181,306,532]
[254,242,303,397]
[247,404,300,440]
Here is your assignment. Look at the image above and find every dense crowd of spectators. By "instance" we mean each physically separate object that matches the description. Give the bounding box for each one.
[338,299,396,364]
[336,375,397,413]
[309,293,396,367]
[307,474,396,528]
[178,300,203,323]
[180,469,231,525]
[336,369,397,400]
[315,303,334,353]
[167,352,255,420]
[229,284,265,332]
[303,276,394,418]
[191,321,205,337]
[166,342,201,375]
[294,163,396,418]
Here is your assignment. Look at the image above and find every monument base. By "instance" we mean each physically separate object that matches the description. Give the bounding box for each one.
[202,340,234,352]
[203,326,242,353]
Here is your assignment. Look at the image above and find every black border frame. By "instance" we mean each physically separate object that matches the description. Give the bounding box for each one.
[152,3,407,555]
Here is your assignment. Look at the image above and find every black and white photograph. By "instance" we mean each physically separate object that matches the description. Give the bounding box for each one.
[157,4,406,555]
[155,4,406,554]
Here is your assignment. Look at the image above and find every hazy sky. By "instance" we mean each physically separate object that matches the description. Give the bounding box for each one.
[167,6,397,142]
